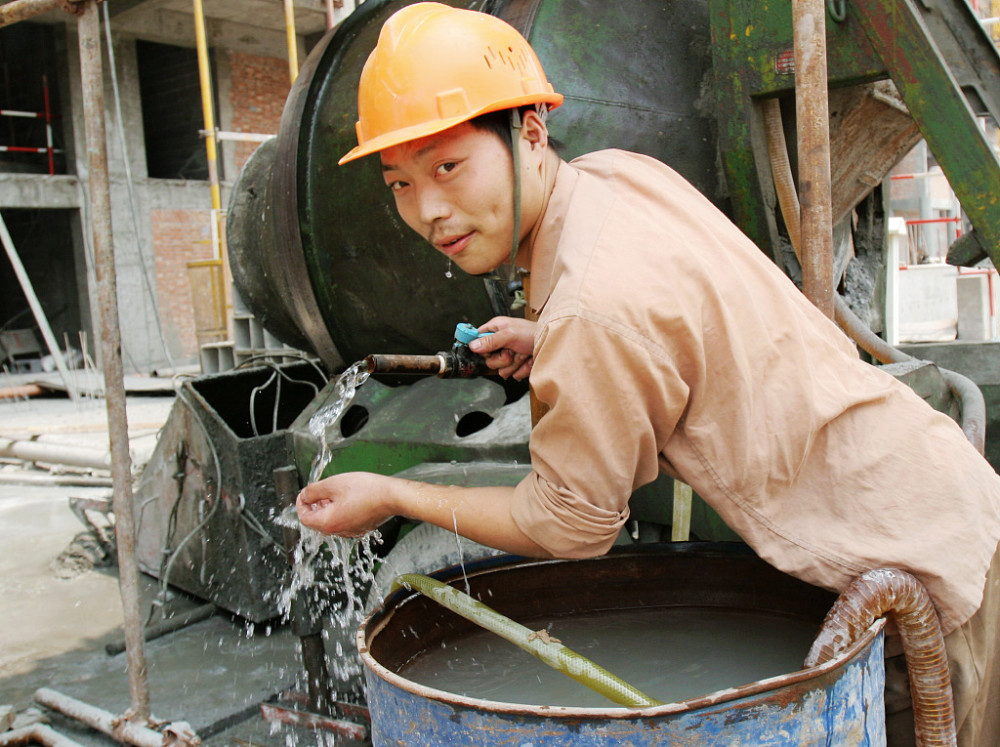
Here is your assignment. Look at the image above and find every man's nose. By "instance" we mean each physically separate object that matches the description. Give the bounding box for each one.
[416,184,451,225]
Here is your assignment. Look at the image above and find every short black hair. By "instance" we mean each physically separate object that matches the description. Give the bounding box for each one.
[467,107,535,152]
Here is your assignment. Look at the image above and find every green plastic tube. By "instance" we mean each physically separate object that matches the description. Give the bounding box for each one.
[391,573,664,708]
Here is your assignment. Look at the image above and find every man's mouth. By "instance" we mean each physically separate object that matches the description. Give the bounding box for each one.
[435,232,473,256]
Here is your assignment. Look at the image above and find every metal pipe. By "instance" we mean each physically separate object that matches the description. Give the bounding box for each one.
[0,472,112,487]
[77,2,150,720]
[793,0,835,318]
[259,703,367,742]
[366,349,493,378]
[0,435,110,469]
[0,724,85,747]
[0,0,60,28]
[192,0,231,336]
[34,689,199,747]
[324,0,335,29]
[192,0,221,216]
[366,353,447,376]
[284,0,299,82]
[0,383,42,399]
[104,603,218,656]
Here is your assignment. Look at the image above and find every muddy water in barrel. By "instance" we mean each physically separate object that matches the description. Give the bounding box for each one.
[401,606,817,707]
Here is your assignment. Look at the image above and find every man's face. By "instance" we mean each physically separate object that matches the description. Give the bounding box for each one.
[380,122,514,276]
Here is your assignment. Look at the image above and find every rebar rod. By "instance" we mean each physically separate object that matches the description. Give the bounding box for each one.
[34,690,171,747]
[77,1,150,720]
[0,724,85,747]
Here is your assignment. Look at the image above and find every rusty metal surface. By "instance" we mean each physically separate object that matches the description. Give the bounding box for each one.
[0,0,66,28]
[358,545,885,745]
[847,0,1000,274]
[793,0,835,318]
[130,362,327,622]
[259,703,367,743]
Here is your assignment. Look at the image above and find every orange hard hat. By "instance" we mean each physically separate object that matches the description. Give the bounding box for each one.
[338,2,563,165]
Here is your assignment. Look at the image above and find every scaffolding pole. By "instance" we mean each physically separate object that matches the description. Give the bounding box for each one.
[284,0,299,82]
[192,0,232,337]
[77,0,150,721]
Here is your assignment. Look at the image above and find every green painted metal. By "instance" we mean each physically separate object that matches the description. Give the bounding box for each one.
[707,0,885,260]
[707,0,1000,271]
[847,0,1000,270]
[289,375,531,486]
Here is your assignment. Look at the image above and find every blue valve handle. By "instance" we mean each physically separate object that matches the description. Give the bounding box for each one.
[454,322,494,345]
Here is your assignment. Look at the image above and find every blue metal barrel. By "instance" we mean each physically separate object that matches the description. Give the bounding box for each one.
[357,544,886,746]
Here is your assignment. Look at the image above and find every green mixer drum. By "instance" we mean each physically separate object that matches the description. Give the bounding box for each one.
[227,0,722,368]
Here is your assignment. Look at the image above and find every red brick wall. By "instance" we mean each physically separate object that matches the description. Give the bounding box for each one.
[152,208,214,360]
[227,51,290,171]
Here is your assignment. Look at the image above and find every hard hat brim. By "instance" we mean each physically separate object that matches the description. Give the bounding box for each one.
[338,93,564,166]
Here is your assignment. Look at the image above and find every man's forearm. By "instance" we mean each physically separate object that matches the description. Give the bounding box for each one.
[387,479,553,558]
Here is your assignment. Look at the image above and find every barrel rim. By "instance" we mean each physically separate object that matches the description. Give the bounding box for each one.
[356,548,886,719]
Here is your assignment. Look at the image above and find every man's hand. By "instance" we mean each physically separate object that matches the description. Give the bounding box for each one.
[296,472,397,537]
[296,472,551,558]
[469,317,536,380]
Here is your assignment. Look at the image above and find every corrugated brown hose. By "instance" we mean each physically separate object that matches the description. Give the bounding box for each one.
[761,98,986,454]
[804,568,955,746]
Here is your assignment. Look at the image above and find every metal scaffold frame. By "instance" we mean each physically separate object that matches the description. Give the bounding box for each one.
[0,74,61,174]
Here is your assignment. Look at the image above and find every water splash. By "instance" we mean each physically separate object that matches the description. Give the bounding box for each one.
[272,360,381,711]
[307,360,370,484]
[452,509,470,595]
[275,506,382,693]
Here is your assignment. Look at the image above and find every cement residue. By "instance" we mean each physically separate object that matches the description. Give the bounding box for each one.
[52,531,114,578]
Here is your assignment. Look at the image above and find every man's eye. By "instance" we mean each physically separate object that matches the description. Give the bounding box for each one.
[387,180,407,192]
[436,162,458,176]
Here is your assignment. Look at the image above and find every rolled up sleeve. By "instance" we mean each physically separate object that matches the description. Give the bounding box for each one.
[510,313,690,557]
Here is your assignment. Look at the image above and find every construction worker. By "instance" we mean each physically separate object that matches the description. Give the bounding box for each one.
[296,4,1000,744]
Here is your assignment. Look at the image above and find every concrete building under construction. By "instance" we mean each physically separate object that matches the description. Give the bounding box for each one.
[0,0,355,377]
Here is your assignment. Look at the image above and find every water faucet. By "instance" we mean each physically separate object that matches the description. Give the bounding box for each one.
[365,323,494,378]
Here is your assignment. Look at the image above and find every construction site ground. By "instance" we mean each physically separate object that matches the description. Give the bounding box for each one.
[0,377,364,747]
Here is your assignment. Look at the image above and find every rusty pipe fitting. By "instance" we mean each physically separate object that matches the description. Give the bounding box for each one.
[365,353,447,376]
[805,568,955,746]
[366,348,491,378]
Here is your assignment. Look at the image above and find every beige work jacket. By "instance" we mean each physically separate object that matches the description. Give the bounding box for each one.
[509,150,1000,634]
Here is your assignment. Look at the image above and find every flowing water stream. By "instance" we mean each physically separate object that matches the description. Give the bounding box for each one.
[274,360,380,696]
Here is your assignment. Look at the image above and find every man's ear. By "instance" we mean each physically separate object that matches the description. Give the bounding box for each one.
[520,109,549,151]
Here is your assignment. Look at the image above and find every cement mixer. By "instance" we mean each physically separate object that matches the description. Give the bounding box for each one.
[132,0,1000,739]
